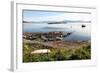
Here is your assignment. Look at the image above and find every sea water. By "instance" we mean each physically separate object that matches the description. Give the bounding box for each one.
[23,23,91,41]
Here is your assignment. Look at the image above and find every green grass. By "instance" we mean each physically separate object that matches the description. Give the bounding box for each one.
[23,43,91,62]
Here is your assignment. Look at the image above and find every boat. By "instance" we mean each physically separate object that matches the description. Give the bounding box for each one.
[81,25,86,28]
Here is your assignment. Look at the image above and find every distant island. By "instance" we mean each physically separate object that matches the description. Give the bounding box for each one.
[23,20,91,24]
[43,27,68,29]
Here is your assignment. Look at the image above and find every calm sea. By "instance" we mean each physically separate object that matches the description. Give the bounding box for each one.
[23,23,91,41]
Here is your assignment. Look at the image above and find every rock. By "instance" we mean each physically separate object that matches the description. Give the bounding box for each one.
[31,49,51,54]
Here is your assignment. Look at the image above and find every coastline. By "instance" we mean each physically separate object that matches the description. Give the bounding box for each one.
[23,31,91,62]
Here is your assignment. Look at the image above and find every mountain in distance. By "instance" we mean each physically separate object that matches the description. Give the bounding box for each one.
[23,20,91,24]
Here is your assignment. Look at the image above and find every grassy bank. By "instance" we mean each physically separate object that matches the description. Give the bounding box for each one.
[23,42,91,62]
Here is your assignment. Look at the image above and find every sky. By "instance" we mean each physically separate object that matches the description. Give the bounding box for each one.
[23,10,63,18]
[23,10,91,22]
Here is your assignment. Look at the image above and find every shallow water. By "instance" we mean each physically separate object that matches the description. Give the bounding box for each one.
[23,23,91,41]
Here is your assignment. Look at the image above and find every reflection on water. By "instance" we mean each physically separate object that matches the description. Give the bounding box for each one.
[23,23,91,41]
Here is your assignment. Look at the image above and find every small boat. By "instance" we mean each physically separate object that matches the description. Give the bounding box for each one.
[81,25,86,28]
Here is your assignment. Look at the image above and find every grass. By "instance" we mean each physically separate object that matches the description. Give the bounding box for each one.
[23,42,91,62]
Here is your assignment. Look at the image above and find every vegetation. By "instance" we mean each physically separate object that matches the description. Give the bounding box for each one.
[23,42,91,62]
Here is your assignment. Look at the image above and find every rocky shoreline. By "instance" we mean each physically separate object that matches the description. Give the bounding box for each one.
[23,31,91,62]
[23,31,73,41]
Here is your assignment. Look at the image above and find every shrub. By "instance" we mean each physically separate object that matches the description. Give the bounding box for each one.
[23,43,91,62]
